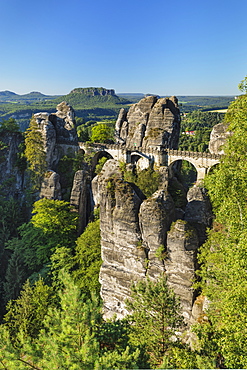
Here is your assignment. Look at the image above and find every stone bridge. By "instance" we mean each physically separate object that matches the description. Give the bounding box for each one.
[79,142,221,181]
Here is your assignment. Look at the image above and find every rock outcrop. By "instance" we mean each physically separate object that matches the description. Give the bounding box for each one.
[70,168,92,234]
[93,158,208,321]
[208,122,231,155]
[166,220,199,321]
[34,102,78,170]
[94,160,145,319]
[185,186,212,246]
[70,87,116,96]
[39,171,61,200]
[0,132,25,198]
[139,190,175,279]
[115,95,180,149]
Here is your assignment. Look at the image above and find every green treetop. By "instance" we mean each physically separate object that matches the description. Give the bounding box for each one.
[196,80,247,368]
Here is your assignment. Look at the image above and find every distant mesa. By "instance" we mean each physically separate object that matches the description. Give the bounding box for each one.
[70,87,116,97]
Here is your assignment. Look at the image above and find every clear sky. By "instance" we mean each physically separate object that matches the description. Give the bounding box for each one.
[1,0,247,96]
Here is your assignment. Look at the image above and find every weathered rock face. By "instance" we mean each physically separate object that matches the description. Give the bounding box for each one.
[70,169,92,234]
[94,158,207,321]
[139,190,175,279]
[208,122,231,155]
[0,132,26,198]
[96,160,145,319]
[185,186,213,246]
[39,171,61,200]
[115,95,180,149]
[33,102,78,172]
[93,153,215,323]
[166,220,199,321]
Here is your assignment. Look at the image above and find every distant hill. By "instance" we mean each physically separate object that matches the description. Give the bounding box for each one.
[177,95,235,112]
[0,90,60,103]
[0,87,132,131]
[118,93,145,103]
[0,88,236,131]
[118,93,236,111]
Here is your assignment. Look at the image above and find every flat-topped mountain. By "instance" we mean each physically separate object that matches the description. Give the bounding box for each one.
[54,87,131,107]
[70,87,116,96]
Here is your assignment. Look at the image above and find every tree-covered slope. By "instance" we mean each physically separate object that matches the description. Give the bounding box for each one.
[194,82,247,368]
[53,87,131,107]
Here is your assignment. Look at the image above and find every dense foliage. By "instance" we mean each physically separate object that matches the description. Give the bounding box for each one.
[179,111,224,152]
[90,122,113,143]
[121,163,161,198]
[194,91,247,368]
[126,276,184,368]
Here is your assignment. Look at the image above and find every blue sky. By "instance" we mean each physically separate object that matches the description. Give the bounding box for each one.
[0,0,247,96]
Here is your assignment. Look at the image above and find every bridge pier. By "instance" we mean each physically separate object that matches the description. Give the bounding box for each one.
[197,167,208,182]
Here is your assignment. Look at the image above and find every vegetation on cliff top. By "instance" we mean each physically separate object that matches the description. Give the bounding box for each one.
[0,80,246,368]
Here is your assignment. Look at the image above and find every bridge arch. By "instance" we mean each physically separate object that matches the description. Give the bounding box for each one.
[130,152,150,170]
[206,162,219,176]
[166,150,221,182]
[91,150,113,170]
[168,159,197,188]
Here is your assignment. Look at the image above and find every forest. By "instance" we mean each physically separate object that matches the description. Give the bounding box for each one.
[0,79,246,369]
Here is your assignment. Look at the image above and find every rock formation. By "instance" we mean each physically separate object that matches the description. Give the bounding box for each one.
[39,171,61,200]
[115,95,181,149]
[70,168,92,234]
[93,160,145,319]
[166,220,199,321]
[0,132,25,198]
[185,186,212,245]
[32,96,214,324]
[208,122,231,155]
[92,157,211,321]
[34,101,78,170]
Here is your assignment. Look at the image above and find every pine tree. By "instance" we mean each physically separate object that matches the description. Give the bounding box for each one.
[126,275,184,368]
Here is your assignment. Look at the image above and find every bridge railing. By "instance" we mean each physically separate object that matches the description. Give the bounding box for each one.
[79,142,222,160]
[166,149,221,160]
